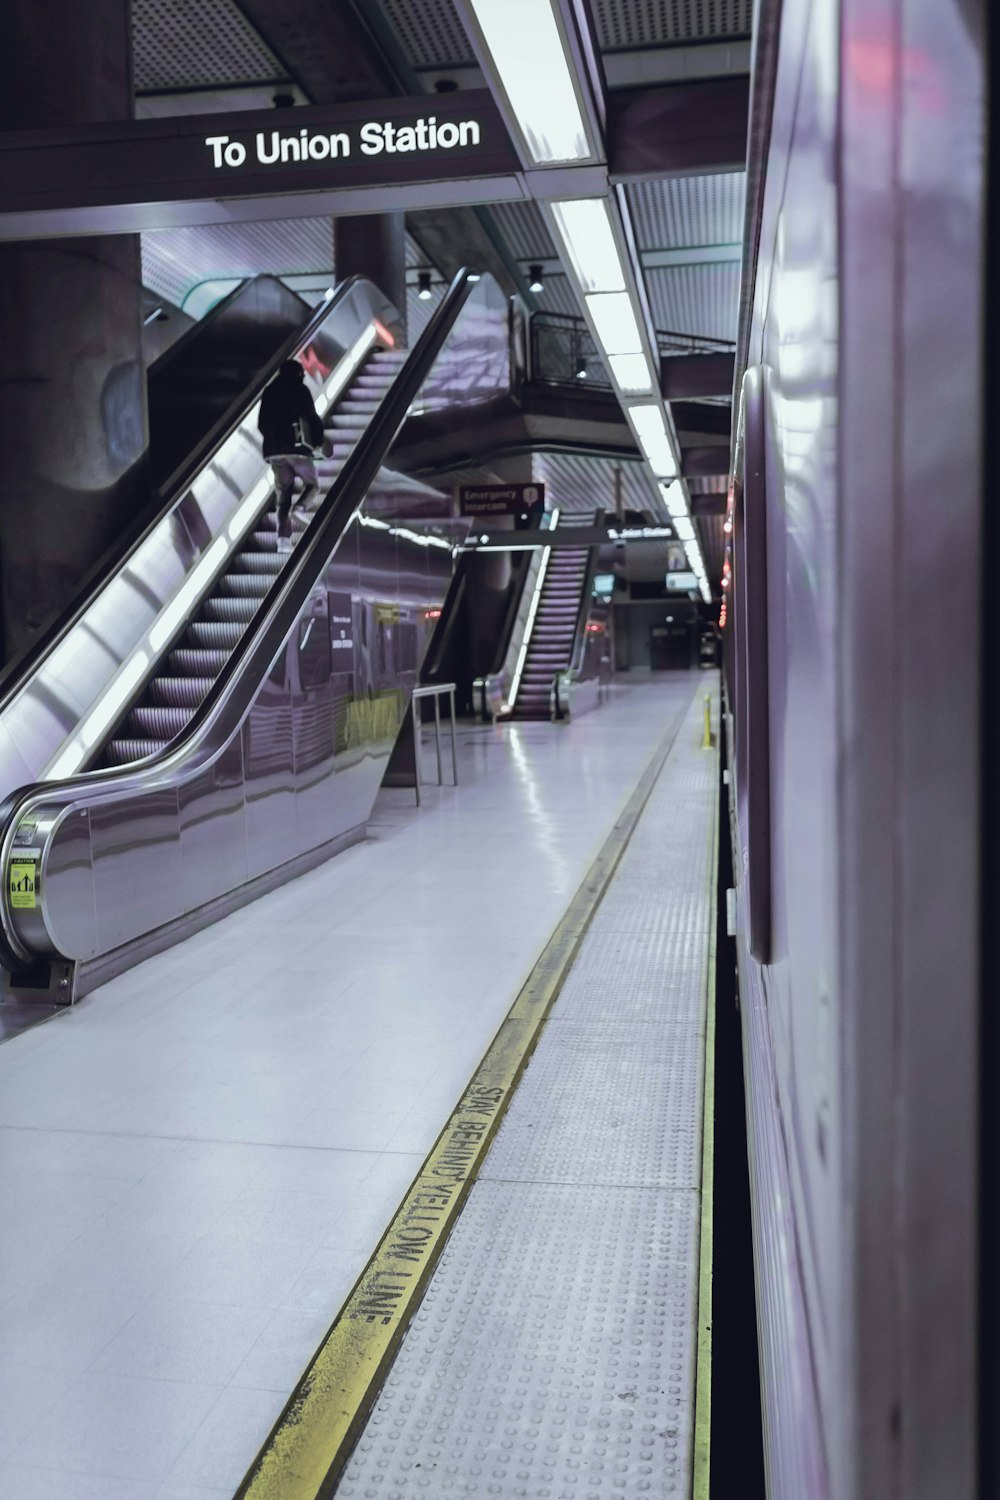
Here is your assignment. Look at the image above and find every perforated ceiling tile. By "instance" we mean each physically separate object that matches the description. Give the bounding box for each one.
[645,262,741,343]
[337,1180,699,1500]
[132,0,288,92]
[627,174,746,251]
[592,0,752,48]
[380,0,478,68]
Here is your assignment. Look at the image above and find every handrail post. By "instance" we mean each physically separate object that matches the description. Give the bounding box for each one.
[433,693,443,785]
[412,696,421,806]
[448,687,458,785]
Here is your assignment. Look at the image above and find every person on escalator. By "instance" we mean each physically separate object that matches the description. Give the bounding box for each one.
[257,359,325,548]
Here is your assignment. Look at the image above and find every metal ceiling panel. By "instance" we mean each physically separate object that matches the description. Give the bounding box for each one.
[533,452,663,518]
[531,274,581,318]
[140,218,334,309]
[132,0,289,92]
[644,262,740,342]
[488,201,556,261]
[627,173,746,250]
[591,0,752,49]
[378,0,477,68]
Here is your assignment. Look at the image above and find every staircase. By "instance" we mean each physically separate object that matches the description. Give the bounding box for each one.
[98,347,406,767]
[510,529,590,721]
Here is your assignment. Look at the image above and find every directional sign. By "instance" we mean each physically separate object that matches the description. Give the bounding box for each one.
[457,483,545,518]
[0,92,520,239]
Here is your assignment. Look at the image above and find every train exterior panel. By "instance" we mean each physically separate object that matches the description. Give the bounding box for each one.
[730,0,985,1495]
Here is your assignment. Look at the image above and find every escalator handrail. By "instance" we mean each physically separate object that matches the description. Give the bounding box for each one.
[145,272,288,383]
[0,274,369,708]
[0,267,481,968]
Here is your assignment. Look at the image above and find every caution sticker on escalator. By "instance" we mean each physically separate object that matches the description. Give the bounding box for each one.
[9,860,38,909]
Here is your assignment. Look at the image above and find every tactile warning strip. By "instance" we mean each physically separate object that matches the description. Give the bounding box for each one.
[338,1182,699,1500]
[482,1022,703,1189]
[335,686,717,1499]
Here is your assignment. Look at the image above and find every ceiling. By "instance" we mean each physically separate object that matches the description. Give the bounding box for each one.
[131,0,747,591]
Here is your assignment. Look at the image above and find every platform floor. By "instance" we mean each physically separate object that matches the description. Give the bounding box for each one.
[336,683,716,1499]
[0,673,708,1499]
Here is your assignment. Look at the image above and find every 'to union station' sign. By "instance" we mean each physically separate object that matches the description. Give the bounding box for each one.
[205,116,484,170]
[0,93,520,235]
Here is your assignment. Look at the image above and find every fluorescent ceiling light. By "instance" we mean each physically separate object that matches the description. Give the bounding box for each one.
[585,292,644,356]
[673,516,695,541]
[628,403,678,479]
[466,0,590,163]
[550,199,626,292]
[660,481,689,519]
[608,353,654,394]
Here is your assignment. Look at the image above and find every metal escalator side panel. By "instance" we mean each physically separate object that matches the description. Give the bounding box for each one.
[0,277,395,820]
[0,269,487,976]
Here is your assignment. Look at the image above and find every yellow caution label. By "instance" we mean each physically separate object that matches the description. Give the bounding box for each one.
[9,860,38,909]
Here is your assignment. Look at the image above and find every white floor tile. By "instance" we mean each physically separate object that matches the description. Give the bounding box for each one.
[11,1372,223,1482]
[92,1297,272,1384]
[0,677,699,1493]
[162,1386,286,1492]
[0,1466,158,1499]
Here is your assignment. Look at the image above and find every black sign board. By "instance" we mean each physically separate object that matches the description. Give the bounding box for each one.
[0,91,518,221]
[457,483,546,518]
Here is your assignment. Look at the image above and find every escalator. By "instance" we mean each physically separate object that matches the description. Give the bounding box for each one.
[0,269,504,1001]
[508,516,599,721]
[100,348,406,766]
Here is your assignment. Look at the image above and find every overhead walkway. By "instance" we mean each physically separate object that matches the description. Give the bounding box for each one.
[0,269,510,1003]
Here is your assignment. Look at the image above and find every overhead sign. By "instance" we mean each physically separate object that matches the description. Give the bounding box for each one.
[0,91,519,230]
[665,571,699,592]
[457,483,545,518]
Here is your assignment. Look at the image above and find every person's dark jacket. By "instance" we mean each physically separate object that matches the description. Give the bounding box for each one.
[257,364,324,458]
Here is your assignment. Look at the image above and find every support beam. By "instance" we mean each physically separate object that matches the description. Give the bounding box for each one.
[607,77,750,180]
[670,401,733,438]
[682,446,731,480]
[691,494,727,517]
[661,351,736,401]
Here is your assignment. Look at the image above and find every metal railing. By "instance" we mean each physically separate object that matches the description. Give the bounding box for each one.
[410,683,459,806]
[525,311,736,391]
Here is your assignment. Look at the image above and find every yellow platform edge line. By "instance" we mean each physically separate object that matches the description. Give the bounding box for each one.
[692,686,720,1500]
[233,690,697,1500]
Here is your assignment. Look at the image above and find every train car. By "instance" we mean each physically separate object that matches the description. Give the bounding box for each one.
[725,0,988,1495]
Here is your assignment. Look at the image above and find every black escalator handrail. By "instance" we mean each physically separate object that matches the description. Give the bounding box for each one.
[0,268,481,969]
[150,278,340,506]
[566,510,603,676]
[145,272,285,382]
[0,276,366,709]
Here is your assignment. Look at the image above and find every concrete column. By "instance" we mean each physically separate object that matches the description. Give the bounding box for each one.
[0,0,147,666]
[333,213,408,346]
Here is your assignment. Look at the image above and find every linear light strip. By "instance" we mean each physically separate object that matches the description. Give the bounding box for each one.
[462,0,592,164]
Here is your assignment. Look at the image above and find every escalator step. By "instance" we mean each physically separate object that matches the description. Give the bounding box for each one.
[127,705,192,738]
[200,596,258,623]
[229,552,283,576]
[168,648,229,675]
[145,676,215,709]
[103,738,170,767]
[186,621,244,648]
[215,574,273,598]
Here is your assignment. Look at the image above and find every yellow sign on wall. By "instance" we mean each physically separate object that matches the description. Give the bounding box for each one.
[9,861,38,910]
